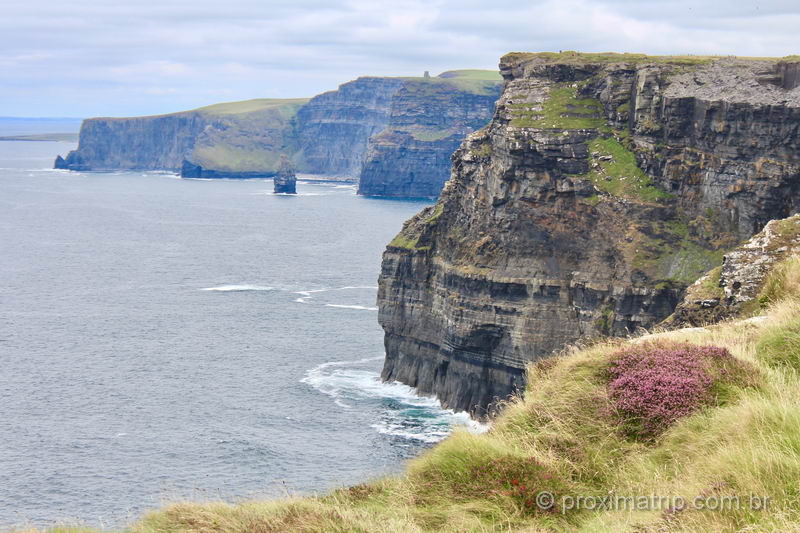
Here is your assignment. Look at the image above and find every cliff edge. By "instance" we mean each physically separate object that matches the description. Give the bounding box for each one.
[379,52,800,416]
[55,71,502,197]
[55,98,308,174]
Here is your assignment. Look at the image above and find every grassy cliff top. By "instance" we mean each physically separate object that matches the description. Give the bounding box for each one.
[194,98,310,117]
[89,98,310,121]
[400,76,503,97]
[502,50,797,67]
[437,69,503,81]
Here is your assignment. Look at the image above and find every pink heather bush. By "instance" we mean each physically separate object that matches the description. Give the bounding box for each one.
[607,343,735,439]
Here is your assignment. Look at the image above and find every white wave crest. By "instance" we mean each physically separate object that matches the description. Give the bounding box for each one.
[301,357,489,443]
[325,304,378,311]
[293,286,377,305]
[200,285,275,292]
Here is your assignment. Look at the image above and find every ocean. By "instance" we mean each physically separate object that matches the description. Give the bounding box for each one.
[0,137,481,528]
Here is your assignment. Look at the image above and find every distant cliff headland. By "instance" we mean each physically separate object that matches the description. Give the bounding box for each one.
[378,52,800,416]
[55,70,502,198]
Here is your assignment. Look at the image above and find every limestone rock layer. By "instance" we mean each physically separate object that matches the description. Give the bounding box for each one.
[378,53,800,416]
[55,73,502,198]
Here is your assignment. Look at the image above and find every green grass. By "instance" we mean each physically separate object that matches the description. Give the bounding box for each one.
[625,217,724,284]
[509,86,606,129]
[96,98,310,121]
[387,205,443,250]
[189,100,308,172]
[661,242,725,285]
[409,129,457,142]
[688,266,725,300]
[195,98,310,117]
[388,233,424,249]
[469,142,492,158]
[760,257,800,309]
[401,77,502,97]
[502,51,781,66]
[756,314,800,371]
[586,136,671,203]
[436,69,502,81]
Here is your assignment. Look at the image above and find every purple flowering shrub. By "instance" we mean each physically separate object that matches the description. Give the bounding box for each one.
[607,342,751,439]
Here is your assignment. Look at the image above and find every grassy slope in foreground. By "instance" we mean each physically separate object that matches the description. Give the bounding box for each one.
[32,255,800,532]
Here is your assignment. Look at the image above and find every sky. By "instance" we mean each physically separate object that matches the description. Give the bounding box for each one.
[3,0,799,118]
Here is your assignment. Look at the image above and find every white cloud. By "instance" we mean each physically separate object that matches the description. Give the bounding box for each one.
[1,0,798,116]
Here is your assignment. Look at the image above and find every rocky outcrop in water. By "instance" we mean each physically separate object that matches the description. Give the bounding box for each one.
[378,52,800,416]
[54,72,501,198]
[273,156,297,194]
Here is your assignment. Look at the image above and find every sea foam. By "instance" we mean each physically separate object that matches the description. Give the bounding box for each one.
[301,357,488,443]
[200,285,275,292]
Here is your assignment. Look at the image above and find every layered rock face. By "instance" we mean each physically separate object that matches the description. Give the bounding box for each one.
[273,157,297,194]
[379,52,800,416]
[56,99,308,174]
[293,77,405,177]
[54,72,501,197]
[358,78,503,198]
[56,114,209,171]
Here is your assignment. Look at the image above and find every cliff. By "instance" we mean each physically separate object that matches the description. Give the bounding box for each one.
[668,214,800,326]
[292,77,405,176]
[379,52,800,416]
[358,71,503,198]
[55,72,501,197]
[55,98,308,174]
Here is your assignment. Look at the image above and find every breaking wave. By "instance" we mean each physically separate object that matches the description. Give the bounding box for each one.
[324,304,378,311]
[200,285,276,292]
[301,357,488,443]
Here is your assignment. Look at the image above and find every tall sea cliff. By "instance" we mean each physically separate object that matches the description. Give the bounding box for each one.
[378,52,800,416]
[358,72,504,198]
[55,99,308,173]
[55,71,502,197]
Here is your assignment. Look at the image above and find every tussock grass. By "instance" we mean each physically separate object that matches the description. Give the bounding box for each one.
[33,259,800,532]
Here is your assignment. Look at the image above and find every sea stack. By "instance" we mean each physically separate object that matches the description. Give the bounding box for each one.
[273,156,297,194]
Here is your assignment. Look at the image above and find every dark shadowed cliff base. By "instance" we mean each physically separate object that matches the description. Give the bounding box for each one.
[379,52,800,417]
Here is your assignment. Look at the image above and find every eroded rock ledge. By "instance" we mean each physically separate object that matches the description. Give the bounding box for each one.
[379,52,800,417]
[668,214,800,326]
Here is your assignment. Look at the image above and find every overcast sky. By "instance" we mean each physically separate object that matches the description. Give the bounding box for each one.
[3,0,799,118]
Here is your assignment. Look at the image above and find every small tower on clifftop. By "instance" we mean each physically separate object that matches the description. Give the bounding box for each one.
[274,155,297,195]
